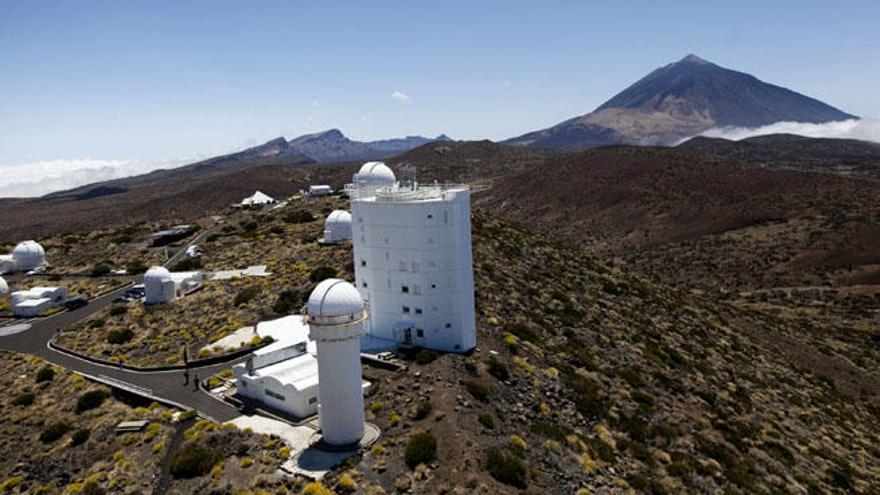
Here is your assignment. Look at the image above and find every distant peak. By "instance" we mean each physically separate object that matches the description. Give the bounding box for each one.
[679,54,709,64]
[435,134,452,141]
[319,128,346,138]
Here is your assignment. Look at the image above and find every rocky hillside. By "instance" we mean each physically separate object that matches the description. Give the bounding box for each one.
[4,199,877,493]
[322,214,879,493]
[505,55,856,149]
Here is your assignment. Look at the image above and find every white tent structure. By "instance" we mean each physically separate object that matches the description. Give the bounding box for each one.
[144,266,203,304]
[240,191,275,207]
[321,210,352,244]
[307,278,368,445]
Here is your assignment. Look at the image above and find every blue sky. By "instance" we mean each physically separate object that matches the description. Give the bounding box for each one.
[1,0,879,168]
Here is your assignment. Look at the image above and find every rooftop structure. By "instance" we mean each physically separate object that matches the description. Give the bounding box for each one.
[320,210,352,244]
[306,279,368,446]
[347,165,476,353]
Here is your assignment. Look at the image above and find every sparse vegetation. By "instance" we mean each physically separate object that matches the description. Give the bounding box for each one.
[170,442,223,479]
[404,432,437,469]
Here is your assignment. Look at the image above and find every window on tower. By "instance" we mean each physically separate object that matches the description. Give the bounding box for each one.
[402,306,411,314]
[401,285,409,293]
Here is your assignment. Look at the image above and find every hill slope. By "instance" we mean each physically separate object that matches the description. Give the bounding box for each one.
[679,134,880,175]
[505,55,856,149]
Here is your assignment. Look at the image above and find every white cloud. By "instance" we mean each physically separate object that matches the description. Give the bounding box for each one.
[691,118,880,143]
[502,80,513,88]
[390,90,410,102]
[0,158,189,198]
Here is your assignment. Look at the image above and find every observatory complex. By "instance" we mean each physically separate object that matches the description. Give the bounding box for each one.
[348,162,477,353]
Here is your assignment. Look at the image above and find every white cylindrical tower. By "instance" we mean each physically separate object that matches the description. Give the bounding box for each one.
[307,278,367,446]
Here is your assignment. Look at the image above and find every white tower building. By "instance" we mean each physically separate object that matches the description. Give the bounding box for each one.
[322,210,353,244]
[144,266,176,304]
[307,278,367,446]
[348,164,476,353]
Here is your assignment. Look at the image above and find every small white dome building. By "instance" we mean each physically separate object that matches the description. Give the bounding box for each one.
[144,266,175,304]
[353,162,396,189]
[0,276,8,295]
[12,240,45,271]
[307,279,367,446]
[322,210,352,244]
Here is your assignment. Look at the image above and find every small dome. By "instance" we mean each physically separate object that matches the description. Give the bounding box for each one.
[354,161,396,186]
[144,266,172,282]
[308,279,364,318]
[0,276,7,295]
[325,210,352,228]
[12,240,45,270]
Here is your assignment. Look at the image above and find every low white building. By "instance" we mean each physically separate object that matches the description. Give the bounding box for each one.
[144,266,203,304]
[11,286,67,317]
[232,314,370,419]
[240,191,276,207]
[309,185,332,196]
[1,240,46,274]
[320,210,352,244]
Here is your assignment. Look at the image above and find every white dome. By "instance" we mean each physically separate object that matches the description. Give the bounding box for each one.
[0,276,7,295]
[144,266,172,282]
[325,209,352,227]
[323,210,353,243]
[308,279,364,318]
[355,161,396,187]
[12,240,45,270]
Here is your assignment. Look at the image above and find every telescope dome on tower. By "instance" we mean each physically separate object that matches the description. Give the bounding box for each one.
[354,161,396,188]
[308,278,364,321]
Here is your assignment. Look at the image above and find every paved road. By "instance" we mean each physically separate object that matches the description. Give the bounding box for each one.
[0,228,248,422]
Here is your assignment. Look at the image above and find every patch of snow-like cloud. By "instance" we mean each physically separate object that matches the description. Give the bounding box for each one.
[390,90,410,102]
[0,158,189,198]
[692,118,880,143]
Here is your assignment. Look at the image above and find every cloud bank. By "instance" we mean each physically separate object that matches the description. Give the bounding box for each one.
[694,118,880,143]
[0,158,189,198]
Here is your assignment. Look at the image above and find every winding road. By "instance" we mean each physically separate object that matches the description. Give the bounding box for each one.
[0,230,248,422]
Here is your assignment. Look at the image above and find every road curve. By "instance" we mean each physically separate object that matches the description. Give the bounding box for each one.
[0,263,245,422]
